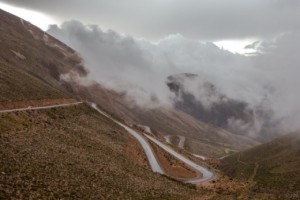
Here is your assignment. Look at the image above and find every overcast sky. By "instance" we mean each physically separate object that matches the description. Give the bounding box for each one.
[1,0,300,136]
[1,0,300,41]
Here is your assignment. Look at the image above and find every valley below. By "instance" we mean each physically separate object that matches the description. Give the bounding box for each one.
[0,7,299,200]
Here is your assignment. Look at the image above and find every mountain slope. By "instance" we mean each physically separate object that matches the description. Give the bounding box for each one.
[65,78,259,158]
[2,8,292,199]
[0,104,206,199]
[0,10,212,199]
[0,10,87,101]
[0,8,259,158]
[0,61,69,102]
[220,132,300,197]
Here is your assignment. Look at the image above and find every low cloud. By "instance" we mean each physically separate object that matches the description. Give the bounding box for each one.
[48,20,300,137]
[251,31,300,133]
[48,21,253,107]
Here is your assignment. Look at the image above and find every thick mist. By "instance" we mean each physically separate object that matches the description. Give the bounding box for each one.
[47,21,300,137]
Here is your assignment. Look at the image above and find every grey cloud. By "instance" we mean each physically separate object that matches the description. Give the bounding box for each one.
[47,20,254,107]
[251,32,300,133]
[47,20,300,137]
[2,0,300,40]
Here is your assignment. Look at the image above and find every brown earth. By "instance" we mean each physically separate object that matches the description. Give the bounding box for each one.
[197,176,247,195]
[149,140,198,179]
[125,134,150,169]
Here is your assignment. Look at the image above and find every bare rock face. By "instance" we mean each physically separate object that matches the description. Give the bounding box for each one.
[166,73,274,141]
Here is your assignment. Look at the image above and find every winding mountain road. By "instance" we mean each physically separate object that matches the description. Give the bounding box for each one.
[89,103,164,174]
[165,135,207,160]
[90,103,214,184]
[1,101,214,183]
[0,102,83,113]
[192,154,207,160]
[145,134,214,183]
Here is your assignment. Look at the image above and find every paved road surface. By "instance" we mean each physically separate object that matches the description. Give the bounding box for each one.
[1,101,213,183]
[89,103,164,174]
[89,102,214,183]
[192,154,207,160]
[145,134,214,183]
[0,102,83,113]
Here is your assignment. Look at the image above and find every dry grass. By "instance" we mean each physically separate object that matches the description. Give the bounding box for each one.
[220,132,300,199]
[185,137,230,158]
[0,103,209,199]
[0,62,69,102]
[0,9,86,101]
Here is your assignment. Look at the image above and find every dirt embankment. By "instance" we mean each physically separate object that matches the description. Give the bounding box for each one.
[125,134,150,169]
[150,140,198,179]
[0,98,77,110]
